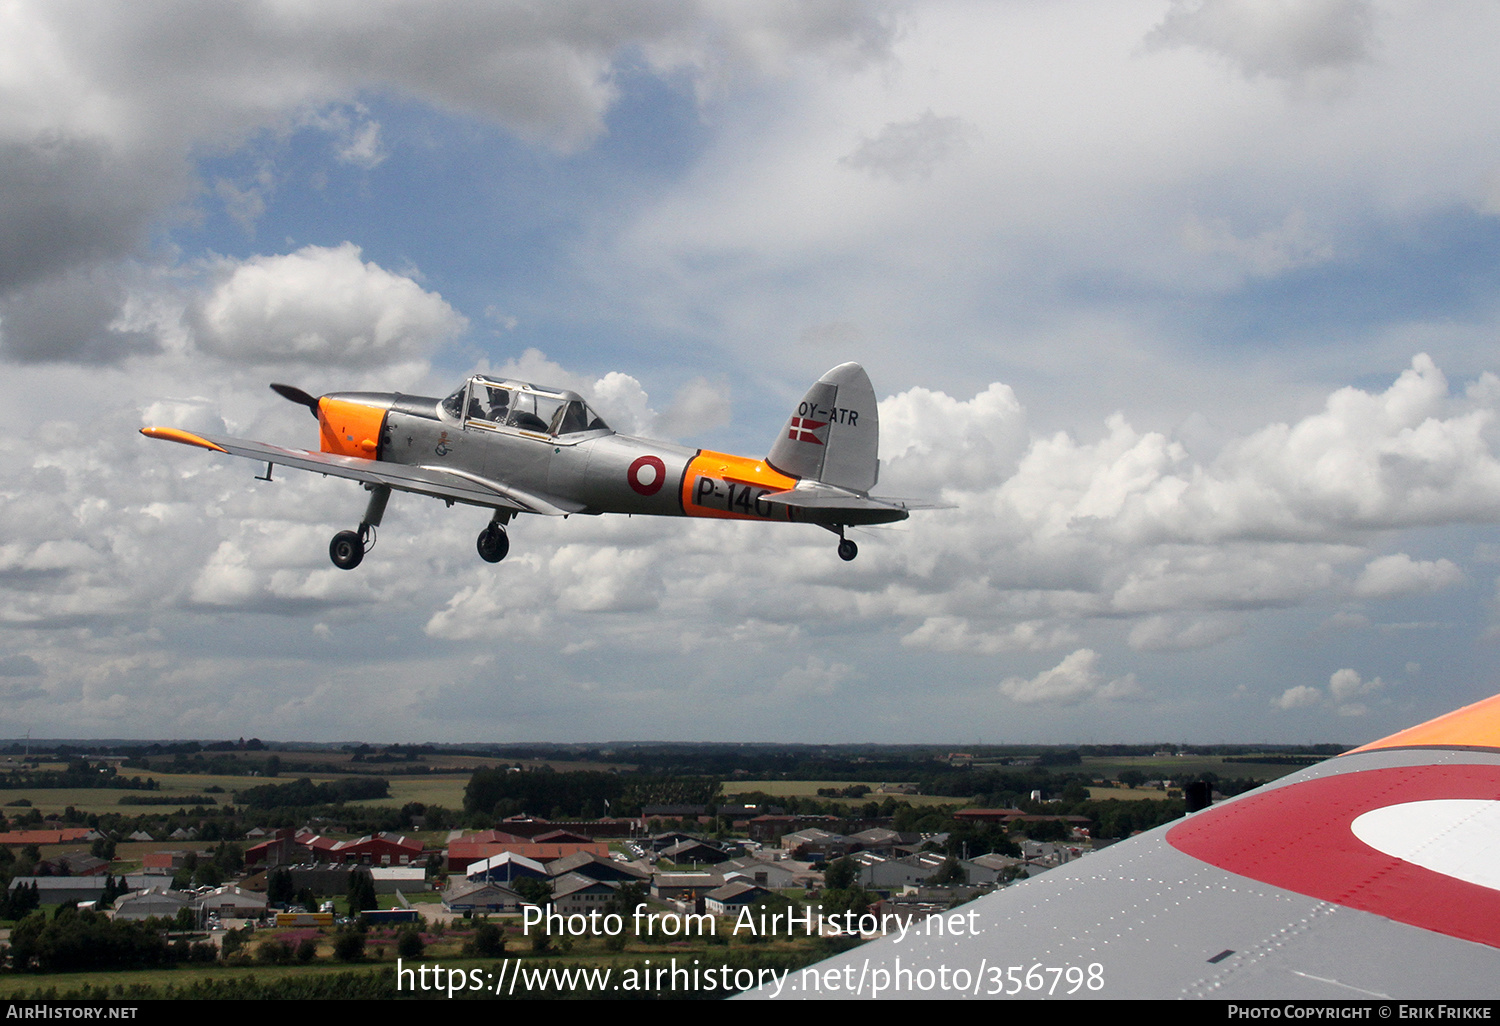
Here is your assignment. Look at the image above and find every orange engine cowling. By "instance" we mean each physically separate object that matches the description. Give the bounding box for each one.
[318,397,386,459]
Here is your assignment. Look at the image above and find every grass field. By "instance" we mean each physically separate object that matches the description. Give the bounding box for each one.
[0,768,476,817]
[1078,755,1309,782]
[347,775,470,810]
[0,916,838,999]
[0,764,349,817]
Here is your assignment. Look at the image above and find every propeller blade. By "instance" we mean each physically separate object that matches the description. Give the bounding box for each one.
[270,383,321,417]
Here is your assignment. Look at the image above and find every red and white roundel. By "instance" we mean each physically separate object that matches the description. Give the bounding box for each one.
[1167,764,1500,947]
[627,455,666,496]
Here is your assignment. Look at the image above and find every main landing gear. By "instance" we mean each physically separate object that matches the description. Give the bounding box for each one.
[327,489,516,570]
[477,523,509,563]
[329,483,390,571]
[476,511,512,564]
[827,524,858,561]
[330,528,368,570]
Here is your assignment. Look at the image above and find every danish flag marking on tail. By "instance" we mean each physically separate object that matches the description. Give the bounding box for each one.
[788,416,826,444]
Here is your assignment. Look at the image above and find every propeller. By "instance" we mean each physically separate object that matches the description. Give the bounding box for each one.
[270,383,321,418]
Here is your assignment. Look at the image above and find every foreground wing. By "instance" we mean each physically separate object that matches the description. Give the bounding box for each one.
[744,693,1500,1000]
[140,426,582,516]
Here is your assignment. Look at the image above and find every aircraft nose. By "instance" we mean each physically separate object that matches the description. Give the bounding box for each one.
[317,394,391,459]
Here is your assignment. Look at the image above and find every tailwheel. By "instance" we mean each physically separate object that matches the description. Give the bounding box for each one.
[837,538,858,562]
[329,530,365,570]
[477,523,510,564]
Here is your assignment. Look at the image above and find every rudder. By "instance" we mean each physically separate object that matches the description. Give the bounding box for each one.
[766,362,879,492]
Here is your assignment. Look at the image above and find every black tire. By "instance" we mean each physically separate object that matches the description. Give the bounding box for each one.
[477,525,510,563]
[330,530,364,570]
[837,538,858,562]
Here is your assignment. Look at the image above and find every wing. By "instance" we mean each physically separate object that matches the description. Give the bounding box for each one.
[743,692,1500,1000]
[140,426,583,516]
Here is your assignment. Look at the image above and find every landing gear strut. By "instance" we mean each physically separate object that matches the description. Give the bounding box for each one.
[329,483,390,571]
[476,511,513,564]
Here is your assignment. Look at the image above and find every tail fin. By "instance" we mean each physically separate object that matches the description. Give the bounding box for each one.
[766,362,880,492]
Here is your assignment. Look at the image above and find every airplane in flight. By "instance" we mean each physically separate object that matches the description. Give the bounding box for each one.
[747,690,1500,1000]
[141,362,934,569]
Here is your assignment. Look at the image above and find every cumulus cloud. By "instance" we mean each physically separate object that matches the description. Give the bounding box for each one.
[11,7,1500,742]
[549,545,661,613]
[994,354,1500,550]
[139,398,228,436]
[875,354,1500,670]
[998,649,1141,706]
[1276,667,1386,715]
[1147,0,1375,82]
[902,617,1078,656]
[0,343,1495,739]
[1353,553,1464,599]
[0,1,898,362]
[190,244,467,366]
[1127,614,1245,651]
[658,377,732,439]
[1275,684,1323,710]
[880,382,1028,493]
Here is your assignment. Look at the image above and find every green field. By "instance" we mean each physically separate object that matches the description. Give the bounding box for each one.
[0,771,343,817]
[0,918,839,999]
[0,767,477,816]
[347,775,471,810]
[1078,755,1310,782]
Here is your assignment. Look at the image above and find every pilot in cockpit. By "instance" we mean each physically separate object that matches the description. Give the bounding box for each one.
[484,386,511,423]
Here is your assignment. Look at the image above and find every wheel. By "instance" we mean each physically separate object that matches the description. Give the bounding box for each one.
[837,538,858,561]
[477,524,510,563]
[329,530,364,570]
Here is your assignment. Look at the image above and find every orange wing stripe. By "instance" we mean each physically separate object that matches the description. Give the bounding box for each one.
[139,426,228,453]
[1347,691,1500,754]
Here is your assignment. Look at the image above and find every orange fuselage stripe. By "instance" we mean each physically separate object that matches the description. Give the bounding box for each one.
[318,398,385,459]
[1348,690,1500,754]
[680,450,798,520]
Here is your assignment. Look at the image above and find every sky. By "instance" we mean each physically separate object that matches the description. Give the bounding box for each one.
[4,0,1500,746]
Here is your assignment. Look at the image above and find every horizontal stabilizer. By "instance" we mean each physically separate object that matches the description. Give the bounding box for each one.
[864,496,954,511]
[762,488,906,512]
[761,481,953,512]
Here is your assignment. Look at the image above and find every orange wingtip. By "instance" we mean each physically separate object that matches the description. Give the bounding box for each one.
[1348,690,1500,754]
[139,426,228,453]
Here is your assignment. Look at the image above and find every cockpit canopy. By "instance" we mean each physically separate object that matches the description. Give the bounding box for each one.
[441,375,611,438]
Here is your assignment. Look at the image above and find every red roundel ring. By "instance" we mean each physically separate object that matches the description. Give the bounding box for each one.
[1167,764,1500,947]
[628,455,666,496]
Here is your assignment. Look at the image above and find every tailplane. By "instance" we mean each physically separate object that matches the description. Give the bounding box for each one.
[766,362,880,493]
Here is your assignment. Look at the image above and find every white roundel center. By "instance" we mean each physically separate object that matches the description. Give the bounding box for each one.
[635,463,657,486]
[1351,799,1500,892]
